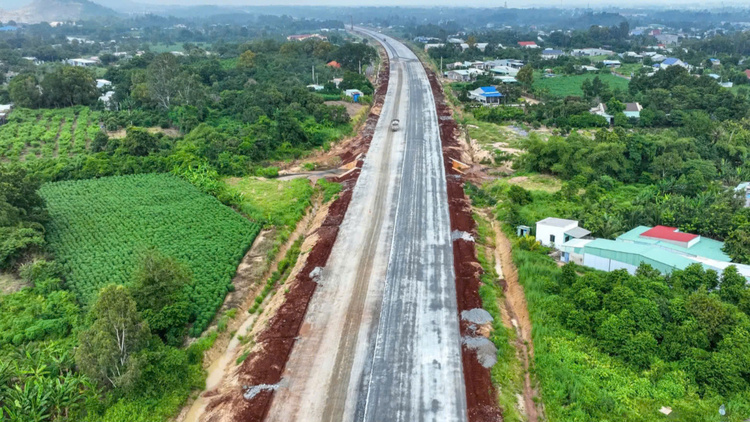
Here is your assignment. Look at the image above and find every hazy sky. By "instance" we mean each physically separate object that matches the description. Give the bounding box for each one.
[143,0,748,5]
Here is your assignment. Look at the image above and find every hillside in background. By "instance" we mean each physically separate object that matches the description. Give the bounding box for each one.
[0,0,117,23]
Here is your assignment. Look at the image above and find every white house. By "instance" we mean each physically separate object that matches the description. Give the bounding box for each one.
[446,70,472,81]
[96,79,112,89]
[99,91,115,110]
[571,48,615,57]
[424,43,445,51]
[67,58,97,67]
[602,60,621,68]
[536,218,590,249]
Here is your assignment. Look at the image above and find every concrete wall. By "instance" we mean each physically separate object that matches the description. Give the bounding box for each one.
[537,222,577,249]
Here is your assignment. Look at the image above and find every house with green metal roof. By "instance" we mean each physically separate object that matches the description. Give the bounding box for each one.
[556,223,750,279]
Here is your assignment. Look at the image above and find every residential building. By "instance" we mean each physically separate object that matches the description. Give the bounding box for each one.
[571,48,614,57]
[560,225,750,279]
[541,48,564,59]
[590,103,613,124]
[518,41,539,49]
[536,217,590,249]
[22,57,43,66]
[623,102,643,119]
[655,34,680,45]
[0,26,18,32]
[327,60,341,69]
[99,91,115,110]
[489,66,519,76]
[736,182,750,207]
[460,43,489,52]
[468,86,503,104]
[494,76,517,84]
[286,34,327,41]
[482,59,524,70]
[424,43,445,51]
[710,58,721,66]
[655,57,688,70]
[445,69,473,81]
[579,65,599,72]
[306,84,324,91]
[602,60,621,68]
[0,104,12,126]
[96,79,112,89]
[67,58,97,67]
[745,69,750,80]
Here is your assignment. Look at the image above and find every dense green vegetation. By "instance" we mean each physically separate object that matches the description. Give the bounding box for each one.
[38,173,259,335]
[507,239,750,422]
[0,108,102,162]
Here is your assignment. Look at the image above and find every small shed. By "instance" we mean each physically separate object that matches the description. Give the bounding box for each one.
[345,89,363,102]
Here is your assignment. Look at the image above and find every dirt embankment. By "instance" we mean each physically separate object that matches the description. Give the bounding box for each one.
[201,52,391,422]
[424,68,503,422]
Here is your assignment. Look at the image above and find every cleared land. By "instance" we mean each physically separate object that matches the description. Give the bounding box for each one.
[39,173,260,335]
[533,72,629,98]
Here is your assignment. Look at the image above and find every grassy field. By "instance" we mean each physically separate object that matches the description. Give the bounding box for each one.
[533,72,629,98]
[39,174,260,335]
[0,107,102,162]
[224,177,316,229]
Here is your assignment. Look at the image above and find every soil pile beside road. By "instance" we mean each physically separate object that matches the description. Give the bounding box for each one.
[203,57,391,422]
[425,67,503,422]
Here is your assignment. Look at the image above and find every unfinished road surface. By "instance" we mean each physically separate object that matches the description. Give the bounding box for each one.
[265,28,467,422]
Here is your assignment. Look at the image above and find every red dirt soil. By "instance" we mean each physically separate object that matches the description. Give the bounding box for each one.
[204,57,391,422]
[425,67,504,422]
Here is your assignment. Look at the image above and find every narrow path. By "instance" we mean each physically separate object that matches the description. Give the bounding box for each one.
[490,219,543,422]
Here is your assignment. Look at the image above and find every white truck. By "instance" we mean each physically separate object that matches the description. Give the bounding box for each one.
[390,119,400,132]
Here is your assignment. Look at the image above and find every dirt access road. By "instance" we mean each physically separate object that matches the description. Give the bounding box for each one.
[264,28,467,422]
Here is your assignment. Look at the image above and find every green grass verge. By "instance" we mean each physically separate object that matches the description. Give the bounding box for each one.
[474,212,524,422]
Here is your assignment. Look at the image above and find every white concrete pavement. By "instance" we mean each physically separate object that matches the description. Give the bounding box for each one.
[264,28,466,422]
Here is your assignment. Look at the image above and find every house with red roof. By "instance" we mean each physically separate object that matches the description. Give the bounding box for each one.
[554,222,750,280]
[745,69,750,80]
[327,61,341,69]
[518,41,538,49]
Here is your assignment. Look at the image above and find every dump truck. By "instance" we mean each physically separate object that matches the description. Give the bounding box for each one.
[390,119,400,132]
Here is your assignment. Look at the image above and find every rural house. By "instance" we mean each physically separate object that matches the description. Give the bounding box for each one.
[536,217,591,249]
[468,86,503,104]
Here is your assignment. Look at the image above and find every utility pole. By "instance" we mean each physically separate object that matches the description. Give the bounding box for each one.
[312,65,315,85]
[440,56,443,72]
[359,59,362,75]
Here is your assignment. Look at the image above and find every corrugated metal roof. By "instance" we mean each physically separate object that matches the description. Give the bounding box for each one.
[617,226,730,262]
[565,227,591,238]
[641,225,698,242]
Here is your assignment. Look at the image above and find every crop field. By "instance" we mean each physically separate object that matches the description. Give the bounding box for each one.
[533,72,629,98]
[0,107,102,162]
[39,174,260,335]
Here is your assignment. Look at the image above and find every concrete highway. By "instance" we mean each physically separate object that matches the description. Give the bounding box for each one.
[264,28,467,422]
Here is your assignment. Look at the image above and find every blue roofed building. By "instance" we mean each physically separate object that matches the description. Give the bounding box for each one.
[469,86,503,104]
[0,26,18,32]
[656,57,689,70]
